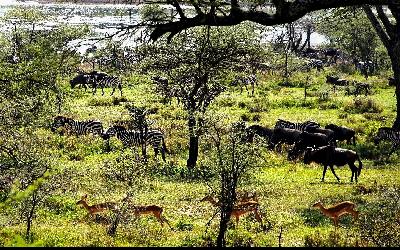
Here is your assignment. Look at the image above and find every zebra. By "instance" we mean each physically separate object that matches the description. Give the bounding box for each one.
[51,115,103,136]
[373,127,400,157]
[274,119,320,132]
[105,125,168,162]
[230,74,257,95]
[88,71,123,96]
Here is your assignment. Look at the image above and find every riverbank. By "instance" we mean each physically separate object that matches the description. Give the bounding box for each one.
[36,0,142,4]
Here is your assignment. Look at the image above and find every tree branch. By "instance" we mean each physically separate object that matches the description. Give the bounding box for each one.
[363,5,391,49]
[376,5,396,38]
[150,0,396,41]
[168,0,186,19]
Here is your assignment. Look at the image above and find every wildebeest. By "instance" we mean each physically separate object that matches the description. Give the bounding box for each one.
[288,131,332,160]
[269,128,302,151]
[325,124,356,145]
[326,75,349,86]
[245,124,274,143]
[70,73,91,91]
[305,127,336,144]
[303,145,363,183]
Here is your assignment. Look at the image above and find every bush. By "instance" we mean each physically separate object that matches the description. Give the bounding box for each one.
[357,186,400,247]
[344,98,383,114]
[304,230,359,247]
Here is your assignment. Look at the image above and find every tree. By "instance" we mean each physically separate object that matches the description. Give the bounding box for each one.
[140,23,263,169]
[362,4,400,129]
[203,119,261,247]
[139,0,400,129]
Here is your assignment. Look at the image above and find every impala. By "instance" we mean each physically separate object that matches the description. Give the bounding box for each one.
[200,195,263,225]
[312,200,359,227]
[130,204,172,229]
[76,194,118,219]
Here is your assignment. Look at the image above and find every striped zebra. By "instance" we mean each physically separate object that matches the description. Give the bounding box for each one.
[274,119,320,132]
[374,127,400,156]
[230,74,257,95]
[88,71,123,96]
[51,115,103,136]
[105,125,168,162]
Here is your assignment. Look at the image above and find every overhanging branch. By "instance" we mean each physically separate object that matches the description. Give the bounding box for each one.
[363,5,391,48]
[149,0,397,41]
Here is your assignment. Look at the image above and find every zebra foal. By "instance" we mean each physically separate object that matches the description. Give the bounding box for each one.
[51,115,103,136]
[105,125,168,162]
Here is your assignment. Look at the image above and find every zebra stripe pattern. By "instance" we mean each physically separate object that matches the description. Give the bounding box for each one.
[51,115,103,136]
[374,127,400,155]
[88,71,123,96]
[105,125,168,161]
[274,119,320,132]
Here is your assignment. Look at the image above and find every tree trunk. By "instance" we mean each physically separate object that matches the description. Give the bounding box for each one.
[187,116,199,169]
[216,211,231,247]
[390,45,400,130]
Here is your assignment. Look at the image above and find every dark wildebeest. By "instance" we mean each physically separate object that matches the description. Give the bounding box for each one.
[288,131,332,160]
[304,145,363,183]
[326,75,349,93]
[305,127,336,144]
[325,124,356,145]
[245,124,274,143]
[269,128,302,151]
[70,73,91,91]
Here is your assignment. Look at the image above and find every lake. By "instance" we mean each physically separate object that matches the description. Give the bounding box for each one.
[0,0,328,54]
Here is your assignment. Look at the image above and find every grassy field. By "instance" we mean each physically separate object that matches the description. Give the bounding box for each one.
[1,66,399,247]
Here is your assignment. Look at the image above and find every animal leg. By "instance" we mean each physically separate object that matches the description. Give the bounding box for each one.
[111,87,115,96]
[101,87,105,96]
[349,163,358,183]
[321,165,328,182]
[329,165,340,182]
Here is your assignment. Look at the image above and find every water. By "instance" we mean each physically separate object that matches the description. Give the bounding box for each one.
[0,0,328,54]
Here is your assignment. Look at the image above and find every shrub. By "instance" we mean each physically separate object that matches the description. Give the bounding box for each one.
[344,98,383,114]
[357,186,400,247]
[304,230,359,247]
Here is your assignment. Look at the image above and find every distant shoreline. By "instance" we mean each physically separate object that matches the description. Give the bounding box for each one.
[36,0,142,4]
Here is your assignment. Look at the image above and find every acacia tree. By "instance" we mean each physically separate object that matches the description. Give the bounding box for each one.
[134,0,400,128]
[140,23,262,169]
[202,119,261,247]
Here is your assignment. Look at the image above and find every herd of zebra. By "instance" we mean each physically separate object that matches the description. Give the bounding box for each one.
[51,114,400,182]
[51,115,168,161]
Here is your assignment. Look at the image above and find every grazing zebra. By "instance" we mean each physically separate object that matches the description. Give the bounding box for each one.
[274,119,320,132]
[88,71,123,96]
[51,115,103,136]
[374,127,400,157]
[105,125,168,161]
[230,74,257,95]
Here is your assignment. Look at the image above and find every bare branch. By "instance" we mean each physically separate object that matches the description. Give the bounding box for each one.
[150,0,395,41]
[168,0,186,19]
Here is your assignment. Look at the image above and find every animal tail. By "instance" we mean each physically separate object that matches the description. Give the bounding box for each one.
[357,153,363,177]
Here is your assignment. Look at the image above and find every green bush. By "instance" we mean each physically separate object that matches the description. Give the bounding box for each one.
[344,97,383,114]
